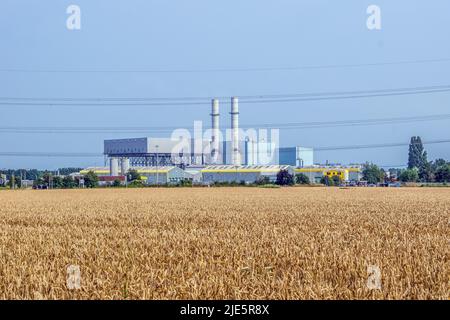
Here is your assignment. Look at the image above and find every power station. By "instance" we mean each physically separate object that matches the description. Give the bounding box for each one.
[103,97,281,170]
[90,96,362,184]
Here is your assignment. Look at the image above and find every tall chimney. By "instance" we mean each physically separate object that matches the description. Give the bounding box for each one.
[211,99,220,163]
[231,97,240,165]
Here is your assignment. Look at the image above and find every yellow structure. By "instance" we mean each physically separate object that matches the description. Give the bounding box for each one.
[295,166,362,183]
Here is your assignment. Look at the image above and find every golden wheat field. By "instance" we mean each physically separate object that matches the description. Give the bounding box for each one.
[0,187,448,300]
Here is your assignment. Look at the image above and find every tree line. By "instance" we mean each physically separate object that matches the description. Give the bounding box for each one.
[362,136,450,184]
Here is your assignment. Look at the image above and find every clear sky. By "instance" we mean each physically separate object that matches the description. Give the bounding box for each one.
[0,0,449,169]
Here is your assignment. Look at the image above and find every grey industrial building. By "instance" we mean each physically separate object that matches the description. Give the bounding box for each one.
[98,96,351,186]
[80,166,189,185]
[278,147,314,167]
[103,97,312,172]
[201,165,294,184]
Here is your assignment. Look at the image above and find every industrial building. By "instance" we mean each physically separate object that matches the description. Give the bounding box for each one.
[201,165,294,184]
[97,95,366,186]
[295,166,362,183]
[80,166,189,185]
[278,147,314,167]
[104,137,213,171]
[103,97,284,173]
[103,97,236,172]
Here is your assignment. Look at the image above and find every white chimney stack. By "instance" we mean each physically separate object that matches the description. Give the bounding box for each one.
[211,99,220,163]
[231,97,241,165]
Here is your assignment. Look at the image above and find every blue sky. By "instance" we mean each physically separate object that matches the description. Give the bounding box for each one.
[0,0,449,169]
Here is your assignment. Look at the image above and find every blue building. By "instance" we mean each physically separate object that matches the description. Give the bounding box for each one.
[278,147,314,167]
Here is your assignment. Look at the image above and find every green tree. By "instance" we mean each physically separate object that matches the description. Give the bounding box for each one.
[256,176,271,185]
[295,173,310,185]
[16,176,23,188]
[127,169,141,182]
[8,175,16,189]
[58,168,83,176]
[112,179,122,187]
[332,175,341,186]
[432,159,447,170]
[320,176,334,186]
[362,163,384,184]
[84,171,99,188]
[62,176,77,189]
[399,168,419,182]
[418,161,434,182]
[276,170,294,186]
[33,177,45,188]
[435,164,450,183]
[408,136,427,170]
[42,172,52,186]
[52,176,64,189]
[178,178,193,187]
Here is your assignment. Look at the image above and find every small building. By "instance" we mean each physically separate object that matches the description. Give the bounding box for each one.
[98,176,126,187]
[135,166,189,185]
[183,166,204,183]
[295,166,362,183]
[202,165,294,184]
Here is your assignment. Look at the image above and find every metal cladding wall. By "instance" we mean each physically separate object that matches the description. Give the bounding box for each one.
[203,172,261,183]
[202,165,293,184]
[104,138,148,155]
[278,147,314,167]
[138,166,188,185]
[104,137,214,166]
[142,173,168,185]
[295,167,362,182]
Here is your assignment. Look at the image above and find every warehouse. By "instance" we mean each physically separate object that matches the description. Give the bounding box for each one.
[80,166,189,185]
[201,165,294,184]
[104,137,212,171]
[295,166,362,183]
[135,166,190,185]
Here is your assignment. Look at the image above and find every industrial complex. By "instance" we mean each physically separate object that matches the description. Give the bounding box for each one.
[77,97,363,185]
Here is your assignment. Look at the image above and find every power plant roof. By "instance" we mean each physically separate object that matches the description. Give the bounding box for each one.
[201,165,291,173]
[80,166,179,175]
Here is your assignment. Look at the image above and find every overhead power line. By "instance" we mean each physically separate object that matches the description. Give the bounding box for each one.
[0,85,449,106]
[1,58,449,74]
[0,152,103,158]
[1,114,449,134]
[314,139,450,151]
[1,139,449,158]
[2,85,448,102]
